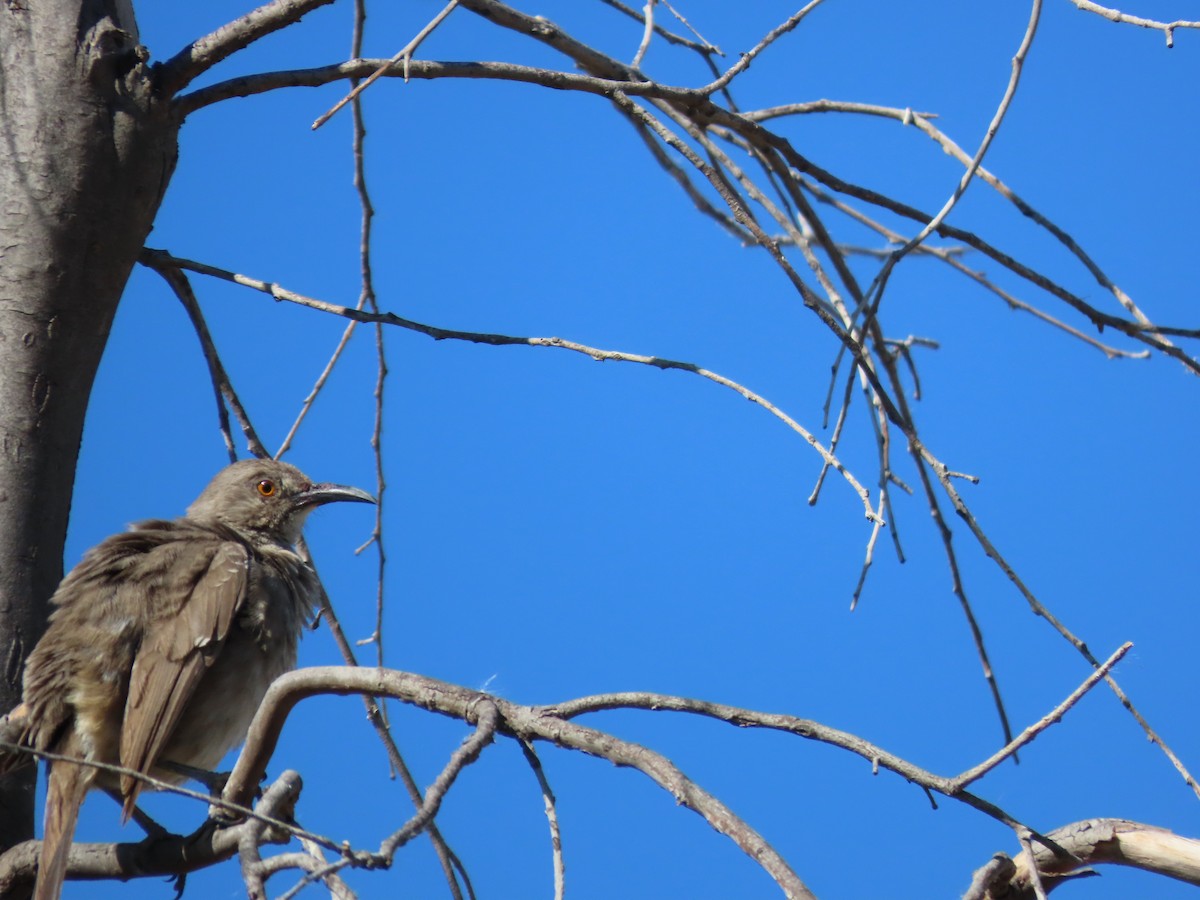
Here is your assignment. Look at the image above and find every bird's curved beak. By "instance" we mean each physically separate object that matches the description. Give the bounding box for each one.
[298,482,377,508]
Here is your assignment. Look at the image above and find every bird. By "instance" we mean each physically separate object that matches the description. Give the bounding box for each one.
[0,458,374,900]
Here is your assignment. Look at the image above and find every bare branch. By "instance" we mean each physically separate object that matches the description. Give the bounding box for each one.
[274,837,356,900]
[599,0,719,54]
[886,0,1042,263]
[237,772,312,897]
[963,853,1018,900]
[275,318,358,460]
[700,2,827,95]
[168,48,1195,375]
[744,99,938,123]
[753,134,1200,371]
[657,0,723,54]
[950,642,1132,789]
[607,91,915,450]
[0,769,309,894]
[1,640,1131,896]
[630,0,655,69]
[144,258,269,460]
[1019,828,1052,900]
[616,104,752,241]
[923,460,1200,800]
[455,0,635,80]
[749,97,1178,351]
[307,579,472,899]
[312,0,461,130]
[378,701,498,862]
[1067,0,1200,47]
[795,177,1148,359]
[539,666,1131,840]
[519,740,565,900]
[976,819,1200,897]
[174,57,662,119]
[158,0,338,96]
[138,248,881,523]
[225,667,818,900]
[345,0,392,680]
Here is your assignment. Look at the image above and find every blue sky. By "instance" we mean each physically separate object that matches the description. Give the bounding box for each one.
[56,1,1199,898]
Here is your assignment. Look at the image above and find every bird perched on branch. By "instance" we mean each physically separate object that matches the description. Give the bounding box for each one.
[0,458,374,900]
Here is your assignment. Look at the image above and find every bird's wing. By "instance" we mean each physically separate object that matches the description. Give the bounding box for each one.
[119,538,249,815]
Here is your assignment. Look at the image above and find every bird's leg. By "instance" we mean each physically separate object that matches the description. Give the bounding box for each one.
[157,759,230,795]
[102,787,172,839]
[157,760,270,823]
[157,760,241,823]
[101,788,190,897]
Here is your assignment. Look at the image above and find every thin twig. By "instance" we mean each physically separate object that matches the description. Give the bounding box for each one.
[598,0,719,54]
[850,394,893,608]
[748,97,1179,355]
[273,835,356,900]
[890,374,1016,749]
[796,176,1147,360]
[308,584,474,899]
[138,249,880,523]
[1018,829,1051,900]
[808,359,855,504]
[377,701,498,861]
[630,0,655,69]
[754,132,1200,372]
[275,318,359,459]
[171,55,1191,366]
[519,739,565,900]
[857,0,1042,325]
[0,741,340,854]
[922,453,1200,800]
[659,0,722,54]
[908,0,1040,255]
[951,642,1133,788]
[700,1,827,95]
[616,104,752,242]
[145,260,268,459]
[348,0,391,685]
[607,92,913,471]
[312,0,460,129]
[1067,0,1200,47]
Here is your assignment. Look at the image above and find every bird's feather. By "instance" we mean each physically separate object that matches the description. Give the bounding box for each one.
[37,728,92,900]
[118,540,249,816]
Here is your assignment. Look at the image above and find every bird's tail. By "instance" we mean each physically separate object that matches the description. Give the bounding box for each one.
[36,730,92,900]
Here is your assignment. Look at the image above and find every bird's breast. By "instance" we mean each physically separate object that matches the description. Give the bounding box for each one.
[156,618,299,776]
[155,557,314,777]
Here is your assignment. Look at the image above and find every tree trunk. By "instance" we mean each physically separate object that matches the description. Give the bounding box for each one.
[0,0,177,851]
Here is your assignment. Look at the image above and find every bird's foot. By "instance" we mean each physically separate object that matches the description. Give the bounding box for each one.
[106,794,189,898]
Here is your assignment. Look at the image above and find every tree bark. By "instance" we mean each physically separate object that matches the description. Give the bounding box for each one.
[0,0,177,851]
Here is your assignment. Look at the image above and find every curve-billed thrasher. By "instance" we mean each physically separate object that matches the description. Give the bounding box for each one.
[0,458,374,900]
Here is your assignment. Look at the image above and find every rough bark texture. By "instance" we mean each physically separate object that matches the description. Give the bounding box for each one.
[0,0,178,852]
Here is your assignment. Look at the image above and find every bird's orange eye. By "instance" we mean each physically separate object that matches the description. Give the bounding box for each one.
[257,480,276,497]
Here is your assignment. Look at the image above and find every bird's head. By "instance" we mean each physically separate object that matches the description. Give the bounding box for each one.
[186,459,375,544]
